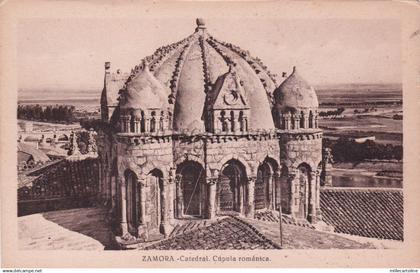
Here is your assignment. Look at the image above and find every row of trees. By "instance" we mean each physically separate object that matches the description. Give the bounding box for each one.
[319,107,345,117]
[353,107,377,114]
[320,100,402,107]
[323,137,403,162]
[18,104,76,123]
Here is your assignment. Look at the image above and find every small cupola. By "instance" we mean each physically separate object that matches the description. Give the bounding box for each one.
[273,66,319,130]
[116,61,171,134]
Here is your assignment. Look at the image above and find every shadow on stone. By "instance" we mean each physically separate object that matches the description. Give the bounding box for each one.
[41,207,120,250]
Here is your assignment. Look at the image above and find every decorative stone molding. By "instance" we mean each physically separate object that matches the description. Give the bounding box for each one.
[247,176,257,184]
[168,167,176,184]
[174,174,183,184]
[206,177,218,185]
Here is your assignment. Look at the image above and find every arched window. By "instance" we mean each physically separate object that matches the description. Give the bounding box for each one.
[300,111,305,129]
[220,111,228,132]
[291,115,295,130]
[230,111,235,132]
[130,113,136,133]
[150,111,156,132]
[159,111,165,131]
[239,111,244,132]
[309,110,314,128]
[140,111,145,132]
[168,112,173,130]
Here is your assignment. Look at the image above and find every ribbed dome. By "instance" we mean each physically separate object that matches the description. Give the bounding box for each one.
[123,18,278,131]
[119,64,167,110]
[274,67,318,110]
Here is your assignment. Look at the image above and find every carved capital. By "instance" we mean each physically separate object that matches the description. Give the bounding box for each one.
[175,174,183,184]
[288,170,298,181]
[117,176,125,186]
[207,177,218,185]
[274,169,281,178]
[247,176,257,184]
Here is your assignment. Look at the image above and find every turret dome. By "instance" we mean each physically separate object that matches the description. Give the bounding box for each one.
[119,63,168,110]
[274,66,318,110]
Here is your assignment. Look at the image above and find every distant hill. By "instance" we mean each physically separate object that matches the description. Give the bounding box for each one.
[314,83,402,92]
[18,89,100,106]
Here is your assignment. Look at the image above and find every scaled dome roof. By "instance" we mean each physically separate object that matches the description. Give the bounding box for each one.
[119,64,167,110]
[274,66,318,110]
[120,18,278,131]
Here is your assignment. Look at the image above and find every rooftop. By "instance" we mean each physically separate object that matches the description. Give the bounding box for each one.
[320,187,403,240]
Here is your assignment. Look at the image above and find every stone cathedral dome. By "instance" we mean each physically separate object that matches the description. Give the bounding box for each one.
[118,18,278,132]
[273,66,318,110]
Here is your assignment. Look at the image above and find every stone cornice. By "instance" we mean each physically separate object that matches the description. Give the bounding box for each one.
[114,129,322,145]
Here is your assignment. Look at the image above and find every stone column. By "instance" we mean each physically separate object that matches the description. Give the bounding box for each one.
[212,111,217,133]
[121,115,130,133]
[125,116,131,133]
[238,177,244,215]
[294,116,301,129]
[134,119,140,133]
[288,169,298,217]
[145,118,150,133]
[308,171,317,223]
[119,176,128,236]
[175,174,183,218]
[284,114,291,130]
[206,177,218,219]
[98,163,102,199]
[167,167,176,224]
[315,170,322,221]
[268,173,274,210]
[110,175,116,211]
[274,169,281,211]
[104,169,110,204]
[303,113,309,129]
[137,177,148,240]
[246,177,256,218]
[160,179,171,237]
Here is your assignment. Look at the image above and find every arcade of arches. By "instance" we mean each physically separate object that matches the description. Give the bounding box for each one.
[97,19,325,242]
[116,158,322,239]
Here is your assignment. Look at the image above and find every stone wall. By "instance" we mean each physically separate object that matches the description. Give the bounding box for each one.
[279,131,323,223]
[99,129,324,241]
[206,134,280,175]
[280,131,322,170]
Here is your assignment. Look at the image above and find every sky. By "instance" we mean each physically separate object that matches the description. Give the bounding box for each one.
[18,18,401,93]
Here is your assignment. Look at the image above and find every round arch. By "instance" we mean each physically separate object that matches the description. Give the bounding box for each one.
[123,169,140,236]
[175,160,206,218]
[255,157,279,210]
[218,159,248,215]
[215,154,253,177]
[146,168,165,234]
[296,162,312,220]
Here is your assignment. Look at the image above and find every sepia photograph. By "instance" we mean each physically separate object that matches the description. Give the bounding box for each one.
[16,16,403,250]
[1,0,420,269]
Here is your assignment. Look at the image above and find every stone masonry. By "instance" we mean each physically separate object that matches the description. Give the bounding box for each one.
[97,19,325,242]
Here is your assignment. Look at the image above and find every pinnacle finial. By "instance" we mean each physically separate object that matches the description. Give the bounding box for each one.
[142,59,150,71]
[196,18,206,29]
